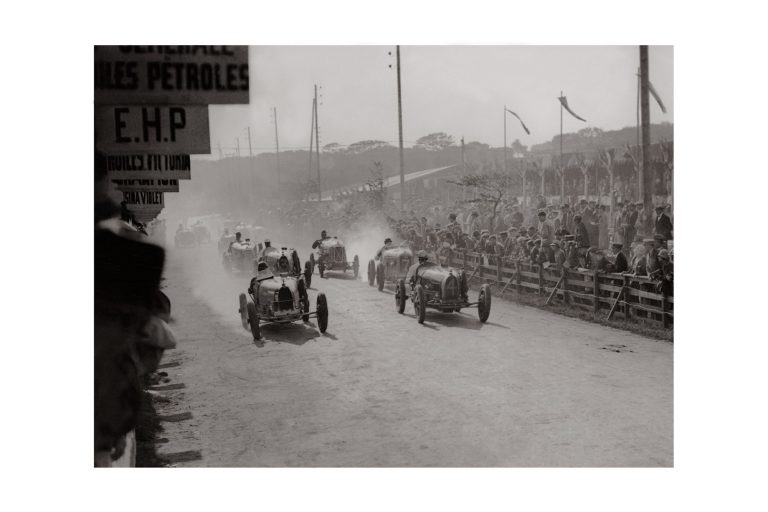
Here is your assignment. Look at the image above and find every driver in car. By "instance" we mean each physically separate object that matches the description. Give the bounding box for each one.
[405,250,436,287]
[312,230,330,249]
[376,237,393,260]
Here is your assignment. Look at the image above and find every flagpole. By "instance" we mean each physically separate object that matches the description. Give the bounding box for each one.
[560,91,564,205]
[503,105,507,174]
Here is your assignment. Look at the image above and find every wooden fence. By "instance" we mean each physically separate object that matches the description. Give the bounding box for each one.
[437,251,673,329]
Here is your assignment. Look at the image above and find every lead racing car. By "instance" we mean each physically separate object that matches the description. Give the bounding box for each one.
[367,239,413,292]
[309,235,359,279]
[259,243,314,289]
[395,252,492,324]
[238,260,328,341]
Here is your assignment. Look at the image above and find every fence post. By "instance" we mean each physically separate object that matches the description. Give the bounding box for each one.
[661,295,669,329]
[593,270,600,314]
[623,274,632,321]
[538,264,544,296]
[563,267,570,306]
[497,259,503,289]
[515,260,521,295]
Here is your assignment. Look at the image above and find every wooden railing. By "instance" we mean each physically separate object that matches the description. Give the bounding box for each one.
[437,250,673,328]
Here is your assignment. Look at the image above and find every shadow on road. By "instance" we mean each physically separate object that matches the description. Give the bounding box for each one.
[257,321,326,346]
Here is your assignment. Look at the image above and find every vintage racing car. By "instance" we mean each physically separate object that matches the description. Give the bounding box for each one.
[260,245,314,289]
[223,239,258,275]
[368,243,414,291]
[175,228,197,248]
[395,262,492,324]
[192,222,211,244]
[309,237,359,279]
[238,261,328,341]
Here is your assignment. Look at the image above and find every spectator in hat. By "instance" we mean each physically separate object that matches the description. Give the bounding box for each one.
[654,249,674,296]
[573,214,590,248]
[551,240,566,267]
[607,242,628,273]
[654,205,673,241]
[537,209,555,244]
[598,204,609,249]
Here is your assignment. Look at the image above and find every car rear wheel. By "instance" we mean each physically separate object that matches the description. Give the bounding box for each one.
[395,279,407,314]
[309,252,315,269]
[414,284,426,324]
[367,260,375,286]
[478,284,492,323]
[247,302,261,340]
[353,255,359,278]
[316,293,329,333]
[239,293,248,330]
[318,263,325,278]
[298,279,310,322]
[376,262,385,291]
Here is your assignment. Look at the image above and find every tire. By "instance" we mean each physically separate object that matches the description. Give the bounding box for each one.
[414,284,426,324]
[377,262,385,291]
[298,279,310,322]
[239,293,248,330]
[367,260,375,286]
[353,255,360,278]
[304,261,313,289]
[316,293,329,333]
[247,302,261,340]
[292,251,302,275]
[478,284,492,323]
[309,252,315,268]
[396,279,407,314]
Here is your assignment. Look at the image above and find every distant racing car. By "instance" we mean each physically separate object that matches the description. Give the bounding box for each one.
[309,237,359,279]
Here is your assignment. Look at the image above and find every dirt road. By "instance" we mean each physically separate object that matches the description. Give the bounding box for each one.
[154,245,672,467]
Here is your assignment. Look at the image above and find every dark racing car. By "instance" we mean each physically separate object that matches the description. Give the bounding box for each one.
[395,252,491,324]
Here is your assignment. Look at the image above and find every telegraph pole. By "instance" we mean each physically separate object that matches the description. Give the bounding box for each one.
[461,136,466,171]
[640,46,652,214]
[396,45,405,212]
[273,107,280,183]
[235,137,240,157]
[308,98,315,184]
[314,84,321,202]
[247,126,253,157]
[560,90,565,204]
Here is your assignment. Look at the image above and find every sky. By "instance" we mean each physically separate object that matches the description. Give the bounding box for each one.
[208,45,673,156]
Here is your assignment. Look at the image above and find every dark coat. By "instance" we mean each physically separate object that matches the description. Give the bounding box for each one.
[655,213,673,240]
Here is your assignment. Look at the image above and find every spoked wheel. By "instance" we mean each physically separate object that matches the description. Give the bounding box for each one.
[459,270,469,302]
[395,278,407,314]
[353,255,359,278]
[309,252,315,269]
[376,262,385,291]
[246,302,261,340]
[304,261,313,289]
[298,279,310,322]
[478,283,492,323]
[316,292,329,333]
[414,284,426,324]
[238,293,248,330]
[367,260,376,286]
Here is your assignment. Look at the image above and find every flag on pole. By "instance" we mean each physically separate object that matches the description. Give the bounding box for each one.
[558,96,587,122]
[505,108,531,135]
[648,81,667,114]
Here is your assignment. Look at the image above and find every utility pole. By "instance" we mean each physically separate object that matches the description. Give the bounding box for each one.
[218,141,223,160]
[640,46,652,214]
[503,105,507,173]
[461,136,466,171]
[273,107,280,184]
[396,45,405,212]
[247,126,253,157]
[308,97,315,185]
[314,84,321,202]
[235,137,240,157]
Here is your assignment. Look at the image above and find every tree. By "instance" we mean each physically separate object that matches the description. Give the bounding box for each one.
[322,142,345,153]
[510,138,528,157]
[450,172,516,233]
[414,132,455,151]
[345,140,393,154]
[365,161,386,211]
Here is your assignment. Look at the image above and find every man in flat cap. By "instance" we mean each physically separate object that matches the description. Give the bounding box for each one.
[607,241,628,273]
